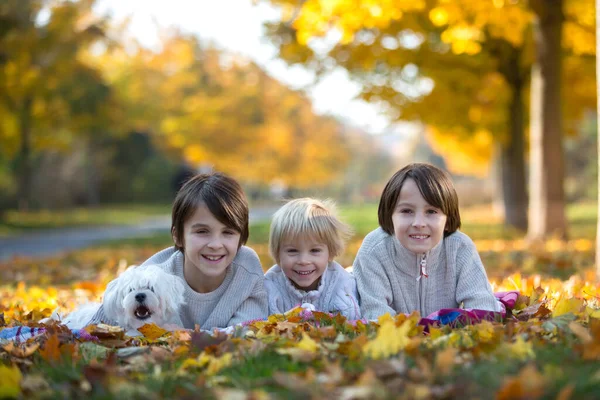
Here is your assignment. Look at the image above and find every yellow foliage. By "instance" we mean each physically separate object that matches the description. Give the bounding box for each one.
[296,333,320,353]
[0,365,22,398]
[363,319,413,359]
[508,336,535,361]
[426,126,493,177]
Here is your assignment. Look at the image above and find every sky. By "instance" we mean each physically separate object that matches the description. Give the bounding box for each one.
[93,0,394,135]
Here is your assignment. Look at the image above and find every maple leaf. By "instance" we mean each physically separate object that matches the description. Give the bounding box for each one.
[137,323,169,340]
[552,297,585,317]
[363,319,413,360]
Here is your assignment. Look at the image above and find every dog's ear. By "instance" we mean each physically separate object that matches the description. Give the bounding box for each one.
[102,272,129,324]
[158,273,186,322]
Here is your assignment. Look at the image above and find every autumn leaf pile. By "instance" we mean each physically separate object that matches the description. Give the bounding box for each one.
[2,243,600,399]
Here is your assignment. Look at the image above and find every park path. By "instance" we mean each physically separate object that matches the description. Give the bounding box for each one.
[0,207,276,262]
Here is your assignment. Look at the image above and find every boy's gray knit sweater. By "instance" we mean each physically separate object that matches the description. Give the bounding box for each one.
[264,261,361,320]
[88,246,268,329]
[353,228,501,320]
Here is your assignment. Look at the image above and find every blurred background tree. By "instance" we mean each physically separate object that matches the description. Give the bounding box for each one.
[0,0,596,241]
[1,0,389,213]
[258,0,596,239]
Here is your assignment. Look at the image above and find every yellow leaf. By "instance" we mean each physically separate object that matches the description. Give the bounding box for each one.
[470,320,496,343]
[363,319,412,359]
[553,297,585,317]
[201,352,233,376]
[296,333,319,354]
[137,323,169,340]
[0,365,22,398]
[508,336,535,361]
[585,307,600,319]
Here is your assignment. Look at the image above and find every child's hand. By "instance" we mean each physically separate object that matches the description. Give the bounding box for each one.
[300,303,316,312]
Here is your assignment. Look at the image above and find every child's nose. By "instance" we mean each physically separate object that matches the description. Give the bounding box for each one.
[297,253,310,264]
[207,236,223,248]
[412,213,426,227]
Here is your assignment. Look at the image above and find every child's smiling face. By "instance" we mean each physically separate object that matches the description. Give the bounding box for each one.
[279,235,330,291]
[175,202,241,292]
[392,178,448,254]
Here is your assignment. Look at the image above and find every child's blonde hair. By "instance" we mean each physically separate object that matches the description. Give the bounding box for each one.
[269,198,353,264]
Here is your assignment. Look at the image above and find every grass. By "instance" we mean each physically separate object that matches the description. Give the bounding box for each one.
[0,203,171,236]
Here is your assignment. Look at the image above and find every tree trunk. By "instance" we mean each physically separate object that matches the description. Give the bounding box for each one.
[528,0,568,241]
[500,51,528,232]
[595,0,600,280]
[16,96,33,211]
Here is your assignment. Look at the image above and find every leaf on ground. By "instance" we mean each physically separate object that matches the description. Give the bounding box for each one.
[191,331,228,353]
[2,342,40,358]
[435,347,458,376]
[137,323,169,340]
[85,324,125,340]
[496,364,546,400]
[39,334,61,363]
[553,297,585,318]
[0,365,22,398]
[363,319,412,360]
[79,342,111,362]
[515,301,551,321]
[20,374,50,394]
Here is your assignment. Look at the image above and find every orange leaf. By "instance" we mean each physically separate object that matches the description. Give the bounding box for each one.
[2,342,40,358]
[40,334,61,363]
[138,323,169,340]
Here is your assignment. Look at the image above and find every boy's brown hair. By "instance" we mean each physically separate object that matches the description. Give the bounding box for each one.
[378,163,461,237]
[171,172,249,251]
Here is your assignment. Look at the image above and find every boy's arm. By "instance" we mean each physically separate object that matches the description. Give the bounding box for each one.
[455,244,503,312]
[228,278,269,326]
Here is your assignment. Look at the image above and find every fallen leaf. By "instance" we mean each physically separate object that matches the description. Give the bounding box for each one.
[191,331,228,353]
[1,342,40,358]
[363,319,412,360]
[137,323,169,340]
[39,334,61,363]
[435,347,457,376]
[0,365,22,398]
[553,297,585,318]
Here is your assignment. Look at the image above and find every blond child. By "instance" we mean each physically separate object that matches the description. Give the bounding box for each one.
[264,198,360,320]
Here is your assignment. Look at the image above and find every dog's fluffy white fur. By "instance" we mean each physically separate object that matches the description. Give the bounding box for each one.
[60,265,186,335]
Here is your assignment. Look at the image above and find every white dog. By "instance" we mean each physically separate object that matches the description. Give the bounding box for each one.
[58,265,186,336]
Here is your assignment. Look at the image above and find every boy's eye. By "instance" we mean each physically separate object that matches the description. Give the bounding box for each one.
[400,209,413,213]
[426,209,439,214]
[195,229,208,234]
[223,230,237,236]
[311,248,322,253]
[286,249,298,253]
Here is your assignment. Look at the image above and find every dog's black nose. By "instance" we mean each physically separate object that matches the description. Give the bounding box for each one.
[135,293,146,303]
